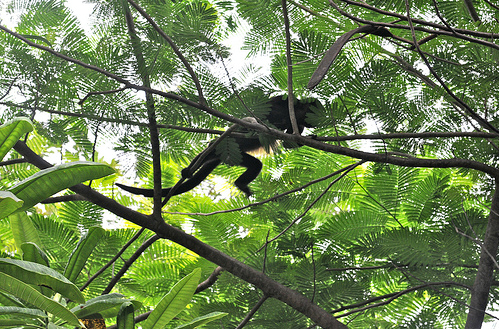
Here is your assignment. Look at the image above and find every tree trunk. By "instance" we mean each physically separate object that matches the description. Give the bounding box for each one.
[466,180,499,328]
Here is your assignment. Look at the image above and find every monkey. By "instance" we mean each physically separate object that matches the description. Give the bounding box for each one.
[116,95,321,197]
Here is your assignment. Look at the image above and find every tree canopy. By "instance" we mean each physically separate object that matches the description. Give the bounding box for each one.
[1,0,499,328]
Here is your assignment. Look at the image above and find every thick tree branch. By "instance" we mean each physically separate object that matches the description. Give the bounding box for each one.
[465,182,499,328]
[13,140,348,329]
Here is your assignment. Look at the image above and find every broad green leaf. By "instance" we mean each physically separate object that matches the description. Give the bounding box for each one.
[0,319,29,326]
[9,212,42,251]
[0,306,46,319]
[173,312,228,329]
[0,292,24,307]
[143,268,201,329]
[0,258,84,304]
[0,117,33,161]
[64,226,105,282]
[0,191,23,219]
[8,161,115,213]
[71,293,142,319]
[117,302,135,329]
[21,242,50,267]
[21,242,52,297]
[0,272,81,327]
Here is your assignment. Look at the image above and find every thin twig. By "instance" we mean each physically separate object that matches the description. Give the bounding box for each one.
[79,87,128,105]
[102,234,160,294]
[127,0,205,104]
[235,295,269,329]
[281,0,299,135]
[328,1,499,50]
[334,282,470,318]
[402,0,499,134]
[165,161,366,217]
[81,228,146,291]
[0,158,27,166]
[1,101,222,134]
[0,77,17,101]
[257,161,365,252]
[195,266,224,294]
[341,0,492,40]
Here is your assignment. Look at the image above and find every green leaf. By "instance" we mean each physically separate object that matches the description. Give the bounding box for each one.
[0,319,30,326]
[117,302,135,329]
[0,272,81,327]
[64,226,105,282]
[0,117,33,162]
[0,258,84,304]
[0,292,24,307]
[21,242,50,267]
[0,191,23,219]
[8,161,115,213]
[9,212,42,252]
[173,312,228,329]
[0,306,47,319]
[143,268,201,329]
[71,293,142,319]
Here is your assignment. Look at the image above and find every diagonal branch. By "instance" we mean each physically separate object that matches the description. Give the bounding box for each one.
[4,23,499,178]
[126,0,205,105]
[80,228,146,291]
[327,1,499,50]
[102,234,160,294]
[13,140,348,329]
[340,0,494,40]
[333,282,470,318]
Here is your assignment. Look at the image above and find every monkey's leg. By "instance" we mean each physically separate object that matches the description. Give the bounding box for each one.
[234,153,263,196]
[168,157,221,196]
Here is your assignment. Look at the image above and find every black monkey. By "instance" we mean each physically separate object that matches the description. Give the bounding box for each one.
[116,95,321,197]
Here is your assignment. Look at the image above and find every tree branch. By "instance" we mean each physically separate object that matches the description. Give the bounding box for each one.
[465,181,499,327]
[13,140,348,329]
[102,234,160,294]
[235,295,269,329]
[327,1,499,50]
[80,228,146,291]
[340,0,493,40]
[333,282,470,318]
[126,0,205,105]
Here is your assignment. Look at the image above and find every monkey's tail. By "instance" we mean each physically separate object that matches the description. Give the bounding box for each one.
[115,183,158,197]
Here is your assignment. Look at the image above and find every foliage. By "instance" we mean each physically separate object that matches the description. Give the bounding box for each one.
[1,0,499,328]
